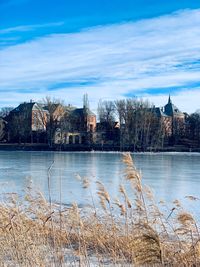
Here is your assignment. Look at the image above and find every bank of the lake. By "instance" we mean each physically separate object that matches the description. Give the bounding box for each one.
[0,142,200,152]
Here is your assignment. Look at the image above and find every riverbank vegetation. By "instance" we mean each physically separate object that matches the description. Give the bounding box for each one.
[0,153,199,266]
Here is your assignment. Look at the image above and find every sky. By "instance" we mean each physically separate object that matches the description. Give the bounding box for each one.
[1,0,200,113]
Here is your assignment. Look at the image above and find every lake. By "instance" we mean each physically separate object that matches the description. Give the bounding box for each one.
[0,151,199,215]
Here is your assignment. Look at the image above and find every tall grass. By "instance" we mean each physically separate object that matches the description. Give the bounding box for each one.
[0,153,200,266]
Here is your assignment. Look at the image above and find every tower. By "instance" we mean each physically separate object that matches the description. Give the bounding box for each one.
[168,94,172,104]
[83,93,89,110]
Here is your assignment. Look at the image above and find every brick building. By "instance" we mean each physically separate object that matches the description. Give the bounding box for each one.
[153,96,185,137]
[54,105,96,145]
[6,101,48,143]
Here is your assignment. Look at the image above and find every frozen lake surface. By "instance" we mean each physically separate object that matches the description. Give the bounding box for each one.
[0,151,200,215]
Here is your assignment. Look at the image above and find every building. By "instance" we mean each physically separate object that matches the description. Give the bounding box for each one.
[54,104,97,145]
[153,96,185,137]
[6,101,49,143]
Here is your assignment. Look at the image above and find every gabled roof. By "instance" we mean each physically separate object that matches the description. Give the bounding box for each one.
[11,102,36,113]
[10,102,48,114]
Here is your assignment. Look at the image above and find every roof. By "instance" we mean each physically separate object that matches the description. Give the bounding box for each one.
[164,102,183,116]
[11,102,48,114]
[71,107,96,117]
[11,102,36,113]
[152,96,184,118]
[153,107,169,118]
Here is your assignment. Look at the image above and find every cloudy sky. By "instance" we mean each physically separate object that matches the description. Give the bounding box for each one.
[1,0,200,113]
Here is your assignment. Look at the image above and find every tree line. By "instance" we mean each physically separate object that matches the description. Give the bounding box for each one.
[97,98,200,150]
[0,96,200,151]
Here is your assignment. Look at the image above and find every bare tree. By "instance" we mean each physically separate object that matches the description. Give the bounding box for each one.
[41,96,65,147]
[97,100,117,144]
[0,119,6,141]
[0,107,14,118]
[97,100,115,124]
[187,112,200,143]
[115,98,165,151]
[8,109,32,143]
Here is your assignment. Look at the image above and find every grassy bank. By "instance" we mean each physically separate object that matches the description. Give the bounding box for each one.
[0,153,199,266]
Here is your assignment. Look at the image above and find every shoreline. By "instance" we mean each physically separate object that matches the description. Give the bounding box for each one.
[0,143,200,153]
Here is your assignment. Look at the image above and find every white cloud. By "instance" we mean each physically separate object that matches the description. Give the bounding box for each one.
[0,9,200,113]
[0,22,64,34]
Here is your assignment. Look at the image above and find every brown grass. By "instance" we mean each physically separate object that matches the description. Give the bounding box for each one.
[0,153,199,266]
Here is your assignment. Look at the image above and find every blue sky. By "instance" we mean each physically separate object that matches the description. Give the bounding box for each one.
[1,0,200,113]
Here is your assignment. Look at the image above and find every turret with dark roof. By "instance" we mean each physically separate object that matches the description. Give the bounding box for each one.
[151,96,185,137]
[164,95,183,117]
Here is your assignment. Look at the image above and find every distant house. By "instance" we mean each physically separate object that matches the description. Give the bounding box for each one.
[153,96,185,137]
[54,104,96,145]
[70,107,96,132]
[6,101,48,143]
[152,107,172,136]
[164,96,185,119]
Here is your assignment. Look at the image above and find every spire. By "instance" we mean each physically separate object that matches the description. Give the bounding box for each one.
[83,93,89,109]
[168,94,172,104]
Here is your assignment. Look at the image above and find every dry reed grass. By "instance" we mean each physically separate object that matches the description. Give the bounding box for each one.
[0,153,199,266]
